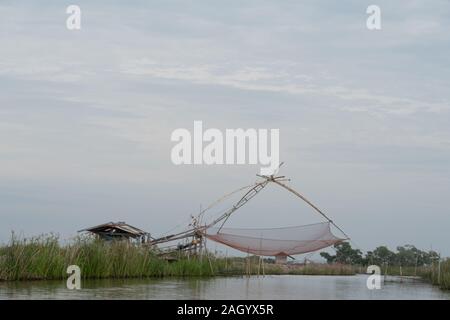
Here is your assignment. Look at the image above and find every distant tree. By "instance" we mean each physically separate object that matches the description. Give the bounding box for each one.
[335,242,363,264]
[396,245,418,266]
[395,245,439,267]
[371,246,396,266]
[320,243,442,267]
[424,250,440,266]
[320,252,336,264]
[320,242,363,265]
[364,251,374,265]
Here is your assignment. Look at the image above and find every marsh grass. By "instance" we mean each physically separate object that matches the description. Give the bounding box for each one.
[2,234,446,286]
[372,263,450,290]
[0,235,357,281]
[420,259,450,290]
[0,234,222,281]
[287,263,356,275]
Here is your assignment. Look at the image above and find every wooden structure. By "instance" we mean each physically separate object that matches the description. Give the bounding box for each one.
[149,163,350,264]
[78,221,150,243]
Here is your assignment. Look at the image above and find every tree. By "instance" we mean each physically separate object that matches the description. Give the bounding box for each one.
[320,242,443,267]
[371,246,396,266]
[395,245,438,267]
[335,242,363,264]
[320,242,363,265]
[320,252,336,264]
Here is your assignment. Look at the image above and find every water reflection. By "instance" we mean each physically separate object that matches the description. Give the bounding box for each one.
[0,275,449,300]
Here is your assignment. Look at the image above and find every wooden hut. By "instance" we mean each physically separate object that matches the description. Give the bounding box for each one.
[78,221,150,243]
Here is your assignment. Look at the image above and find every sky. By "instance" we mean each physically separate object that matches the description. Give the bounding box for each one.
[0,0,449,257]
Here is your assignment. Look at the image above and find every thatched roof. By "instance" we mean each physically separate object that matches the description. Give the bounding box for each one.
[78,221,147,239]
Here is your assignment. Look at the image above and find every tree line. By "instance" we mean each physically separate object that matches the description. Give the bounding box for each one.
[320,242,441,267]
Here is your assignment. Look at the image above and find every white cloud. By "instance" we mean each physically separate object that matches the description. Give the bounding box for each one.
[120,59,450,116]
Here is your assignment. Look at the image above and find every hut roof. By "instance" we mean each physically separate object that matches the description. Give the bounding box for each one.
[78,221,147,238]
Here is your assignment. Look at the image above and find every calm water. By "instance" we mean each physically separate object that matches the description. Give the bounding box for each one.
[0,275,449,300]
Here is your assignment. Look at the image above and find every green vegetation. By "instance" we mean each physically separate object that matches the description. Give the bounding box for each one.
[287,263,356,276]
[320,242,449,290]
[320,242,440,267]
[0,234,223,280]
[420,259,450,290]
[0,234,448,290]
[0,234,321,280]
[0,234,358,281]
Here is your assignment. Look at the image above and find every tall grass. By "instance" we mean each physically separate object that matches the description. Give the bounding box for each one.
[287,263,356,275]
[0,234,221,281]
[419,259,450,290]
[370,262,450,290]
[6,234,447,283]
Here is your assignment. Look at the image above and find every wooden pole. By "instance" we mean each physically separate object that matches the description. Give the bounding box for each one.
[257,236,262,278]
[207,250,214,275]
[415,254,418,277]
[246,249,250,277]
[257,256,261,277]
[438,255,441,286]
[246,254,248,277]
[262,257,265,277]
[225,250,228,273]
[187,241,190,261]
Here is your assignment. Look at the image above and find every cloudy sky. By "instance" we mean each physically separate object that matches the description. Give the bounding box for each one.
[1,0,449,256]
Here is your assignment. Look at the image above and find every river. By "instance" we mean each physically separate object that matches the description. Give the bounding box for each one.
[0,275,448,299]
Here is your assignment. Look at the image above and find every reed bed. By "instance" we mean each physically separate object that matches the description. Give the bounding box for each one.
[2,234,447,287]
[0,234,221,281]
[369,263,450,290]
[419,259,450,290]
[0,235,358,281]
[287,263,356,275]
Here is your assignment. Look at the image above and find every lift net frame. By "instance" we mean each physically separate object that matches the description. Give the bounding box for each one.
[205,221,344,256]
[150,169,350,257]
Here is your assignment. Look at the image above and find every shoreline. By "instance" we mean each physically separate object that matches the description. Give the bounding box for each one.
[1,236,448,290]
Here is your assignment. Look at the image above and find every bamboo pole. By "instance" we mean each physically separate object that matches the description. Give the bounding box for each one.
[207,250,214,275]
[262,257,265,277]
[257,256,261,277]
[272,179,351,240]
[246,249,250,277]
[414,254,418,277]
[438,256,441,286]
[257,235,262,278]
[225,250,228,273]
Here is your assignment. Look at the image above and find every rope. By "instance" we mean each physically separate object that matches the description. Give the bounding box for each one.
[198,183,258,222]
[272,179,365,253]
[272,180,352,241]
[158,183,256,237]
[154,171,360,255]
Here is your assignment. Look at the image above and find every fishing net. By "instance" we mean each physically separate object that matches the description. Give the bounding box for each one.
[204,222,344,256]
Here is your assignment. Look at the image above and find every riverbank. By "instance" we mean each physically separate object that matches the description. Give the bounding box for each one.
[0,235,356,281]
[375,262,450,290]
[0,235,219,280]
[420,259,450,290]
[0,235,447,291]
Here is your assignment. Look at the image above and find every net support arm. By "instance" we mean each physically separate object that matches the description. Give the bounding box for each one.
[209,180,269,232]
[271,180,351,240]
